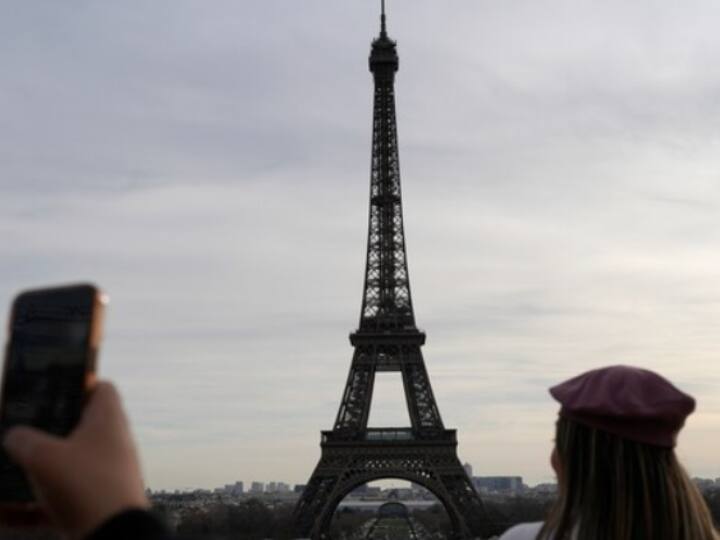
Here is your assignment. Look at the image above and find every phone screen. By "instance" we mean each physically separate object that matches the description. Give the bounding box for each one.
[0,285,98,501]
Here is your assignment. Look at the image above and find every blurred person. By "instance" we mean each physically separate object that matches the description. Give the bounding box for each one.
[501,365,719,540]
[1,381,170,540]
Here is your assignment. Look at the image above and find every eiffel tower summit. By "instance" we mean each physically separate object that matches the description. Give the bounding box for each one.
[293,3,492,538]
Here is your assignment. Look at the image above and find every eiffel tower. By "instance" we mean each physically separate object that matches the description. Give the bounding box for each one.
[293,4,492,538]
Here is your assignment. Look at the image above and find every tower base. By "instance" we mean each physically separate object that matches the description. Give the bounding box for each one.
[293,429,492,539]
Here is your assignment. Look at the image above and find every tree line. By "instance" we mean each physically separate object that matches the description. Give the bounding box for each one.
[1,490,717,540]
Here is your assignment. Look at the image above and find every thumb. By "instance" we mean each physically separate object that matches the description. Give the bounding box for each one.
[3,426,66,479]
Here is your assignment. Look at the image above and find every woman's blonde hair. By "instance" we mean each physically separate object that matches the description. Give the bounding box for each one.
[538,417,719,540]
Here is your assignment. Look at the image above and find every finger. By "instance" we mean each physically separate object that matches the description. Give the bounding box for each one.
[3,426,66,478]
[78,381,127,431]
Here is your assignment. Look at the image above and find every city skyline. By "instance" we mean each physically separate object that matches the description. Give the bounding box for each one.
[1,0,720,491]
[147,467,720,496]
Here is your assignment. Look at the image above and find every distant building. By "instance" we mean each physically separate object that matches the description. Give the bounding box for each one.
[392,488,413,500]
[693,478,717,492]
[267,482,277,493]
[350,483,369,496]
[250,481,264,494]
[276,482,290,493]
[473,476,524,494]
[463,462,473,478]
[350,484,382,498]
[410,484,437,500]
[532,483,558,495]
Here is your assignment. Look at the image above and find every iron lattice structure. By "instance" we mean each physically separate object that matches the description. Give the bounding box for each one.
[294,6,493,539]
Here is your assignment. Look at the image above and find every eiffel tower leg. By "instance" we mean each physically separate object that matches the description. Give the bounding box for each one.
[293,472,339,538]
[435,461,493,538]
[401,348,443,431]
[333,346,376,432]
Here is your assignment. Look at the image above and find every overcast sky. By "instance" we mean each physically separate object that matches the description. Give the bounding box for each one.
[1,0,720,492]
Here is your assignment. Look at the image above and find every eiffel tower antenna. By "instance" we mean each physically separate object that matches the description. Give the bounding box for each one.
[380,0,387,37]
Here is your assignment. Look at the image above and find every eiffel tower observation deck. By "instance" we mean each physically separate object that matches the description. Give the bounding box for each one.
[293,3,494,538]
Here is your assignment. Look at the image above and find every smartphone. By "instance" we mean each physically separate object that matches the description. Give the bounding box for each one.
[0,284,105,502]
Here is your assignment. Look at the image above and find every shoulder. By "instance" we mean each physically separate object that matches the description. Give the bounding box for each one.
[498,521,544,540]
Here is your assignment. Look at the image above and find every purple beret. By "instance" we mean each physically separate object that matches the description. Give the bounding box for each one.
[549,365,695,448]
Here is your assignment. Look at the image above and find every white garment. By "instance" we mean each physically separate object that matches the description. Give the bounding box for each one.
[498,522,543,540]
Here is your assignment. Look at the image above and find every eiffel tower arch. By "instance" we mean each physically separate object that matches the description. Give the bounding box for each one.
[294,441,490,539]
[294,4,494,538]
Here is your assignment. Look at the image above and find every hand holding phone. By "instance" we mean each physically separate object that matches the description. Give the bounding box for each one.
[0,284,105,502]
[4,382,150,538]
[0,285,149,537]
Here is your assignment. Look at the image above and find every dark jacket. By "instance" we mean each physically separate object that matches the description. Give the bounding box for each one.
[86,509,172,540]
